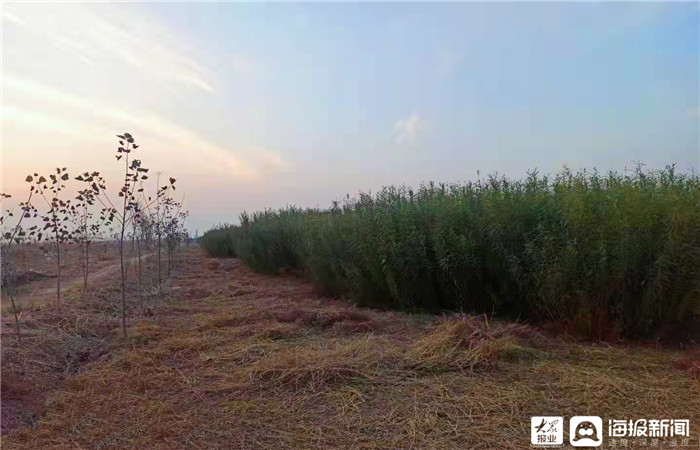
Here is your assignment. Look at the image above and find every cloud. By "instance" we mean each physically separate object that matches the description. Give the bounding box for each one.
[2,105,104,140]
[2,74,292,182]
[392,110,426,146]
[1,3,214,93]
[686,107,700,121]
[1,9,27,27]
[1,3,289,184]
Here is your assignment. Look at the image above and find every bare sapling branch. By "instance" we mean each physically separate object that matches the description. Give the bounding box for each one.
[0,181,40,342]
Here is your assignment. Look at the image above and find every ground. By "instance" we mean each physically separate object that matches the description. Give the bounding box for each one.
[1,246,699,449]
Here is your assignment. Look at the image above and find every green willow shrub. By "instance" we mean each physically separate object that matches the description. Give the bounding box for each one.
[204,166,700,337]
[200,225,237,257]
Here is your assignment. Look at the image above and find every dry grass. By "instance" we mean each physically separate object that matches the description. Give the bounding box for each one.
[0,249,173,436]
[408,315,545,373]
[2,248,699,449]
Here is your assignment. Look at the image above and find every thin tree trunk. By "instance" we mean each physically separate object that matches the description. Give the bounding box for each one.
[157,233,162,290]
[85,241,90,288]
[137,237,143,312]
[156,173,162,291]
[55,230,61,309]
[82,242,86,288]
[119,153,129,339]
[84,209,90,289]
[4,285,22,343]
[78,241,85,290]
[79,241,87,291]
[120,226,127,338]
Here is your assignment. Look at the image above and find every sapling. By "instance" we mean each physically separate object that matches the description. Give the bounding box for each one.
[84,133,151,337]
[34,168,74,309]
[131,205,145,311]
[1,178,41,341]
[166,210,189,272]
[114,133,148,337]
[152,173,176,289]
[160,188,181,277]
[134,182,166,299]
[132,204,160,311]
[71,174,111,290]
[155,172,163,288]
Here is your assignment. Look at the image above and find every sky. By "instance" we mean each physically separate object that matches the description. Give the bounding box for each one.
[2,2,699,233]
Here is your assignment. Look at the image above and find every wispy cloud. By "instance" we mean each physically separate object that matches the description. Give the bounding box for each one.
[1,8,27,27]
[393,110,426,146]
[686,107,700,121]
[2,3,288,184]
[2,74,265,181]
[2,3,214,93]
[2,105,103,140]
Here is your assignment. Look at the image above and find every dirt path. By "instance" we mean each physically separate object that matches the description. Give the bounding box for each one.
[15,252,155,303]
[2,252,157,339]
[2,248,699,449]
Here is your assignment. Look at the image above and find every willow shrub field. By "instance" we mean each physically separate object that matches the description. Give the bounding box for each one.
[201,166,700,338]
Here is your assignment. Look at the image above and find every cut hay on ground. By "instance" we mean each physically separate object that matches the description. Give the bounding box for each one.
[2,249,699,449]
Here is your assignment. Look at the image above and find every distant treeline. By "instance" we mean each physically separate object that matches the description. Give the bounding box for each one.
[201,166,700,338]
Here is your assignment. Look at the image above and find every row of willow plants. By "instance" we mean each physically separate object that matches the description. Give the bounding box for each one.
[0,133,190,340]
[201,165,700,338]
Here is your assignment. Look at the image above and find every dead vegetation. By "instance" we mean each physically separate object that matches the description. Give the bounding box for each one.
[2,248,699,449]
[0,248,175,436]
[408,315,546,373]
